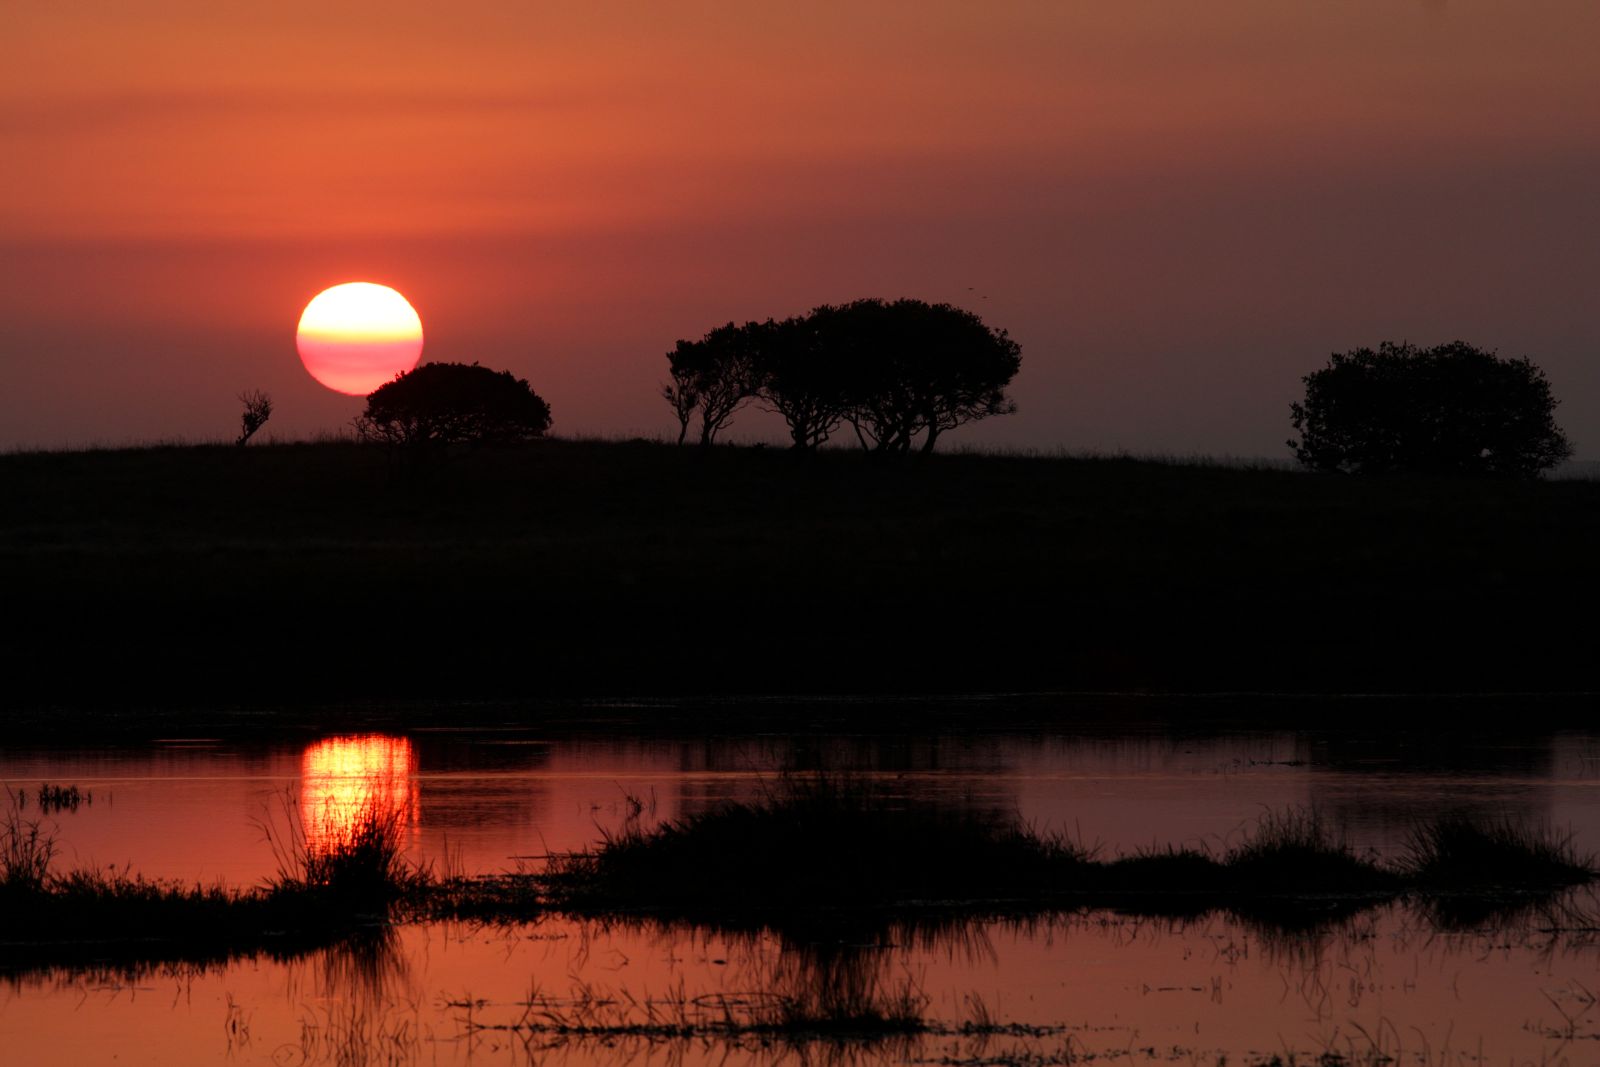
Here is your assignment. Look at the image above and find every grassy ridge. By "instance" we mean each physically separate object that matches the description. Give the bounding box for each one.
[3,438,1599,702]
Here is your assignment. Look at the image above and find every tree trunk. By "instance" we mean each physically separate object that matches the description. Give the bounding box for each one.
[849,418,871,451]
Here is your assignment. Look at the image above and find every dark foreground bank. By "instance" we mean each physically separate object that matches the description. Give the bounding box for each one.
[3,438,1599,707]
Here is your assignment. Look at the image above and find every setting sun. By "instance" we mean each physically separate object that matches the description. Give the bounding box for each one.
[296,282,424,396]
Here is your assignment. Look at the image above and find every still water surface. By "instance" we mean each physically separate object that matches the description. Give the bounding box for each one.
[4,721,1600,1064]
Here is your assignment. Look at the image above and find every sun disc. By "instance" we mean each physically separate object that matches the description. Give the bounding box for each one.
[297,282,424,395]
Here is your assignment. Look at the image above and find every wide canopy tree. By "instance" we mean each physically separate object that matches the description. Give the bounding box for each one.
[356,362,552,450]
[1289,341,1571,478]
[826,298,1021,455]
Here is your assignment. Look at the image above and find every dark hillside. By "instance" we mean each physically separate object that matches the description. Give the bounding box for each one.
[2,439,1595,705]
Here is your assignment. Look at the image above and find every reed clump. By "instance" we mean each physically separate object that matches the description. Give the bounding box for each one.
[8,866,257,946]
[13,784,90,814]
[543,775,1091,917]
[1218,808,1398,895]
[1399,816,1592,889]
[0,793,422,965]
[1103,809,1395,902]
[263,798,426,910]
[0,863,386,967]
[1,801,56,894]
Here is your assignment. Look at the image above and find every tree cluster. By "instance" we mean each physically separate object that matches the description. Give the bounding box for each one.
[1289,341,1572,478]
[663,298,1022,453]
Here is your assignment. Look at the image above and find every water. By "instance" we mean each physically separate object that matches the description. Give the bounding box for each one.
[4,719,1600,1064]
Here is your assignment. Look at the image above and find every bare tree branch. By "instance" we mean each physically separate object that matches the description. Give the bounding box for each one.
[236,389,273,447]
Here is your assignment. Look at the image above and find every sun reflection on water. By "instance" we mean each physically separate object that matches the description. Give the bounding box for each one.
[299,734,419,856]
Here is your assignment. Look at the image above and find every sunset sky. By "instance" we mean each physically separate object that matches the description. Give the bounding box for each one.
[3,2,1597,455]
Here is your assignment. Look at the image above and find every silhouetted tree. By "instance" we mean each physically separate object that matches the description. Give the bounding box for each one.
[662,300,1022,454]
[236,389,273,447]
[355,362,552,451]
[663,324,757,446]
[1289,341,1572,478]
[749,314,855,450]
[661,372,698,446]
[829,299,1021,455]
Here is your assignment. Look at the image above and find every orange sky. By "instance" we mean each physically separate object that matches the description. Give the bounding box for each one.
[3,2,1599,454]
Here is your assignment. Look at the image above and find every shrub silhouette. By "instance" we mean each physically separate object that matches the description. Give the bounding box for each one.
[356,362,552,450]
[660,299,1021,453]
[235,389,272,447]
[1289,341,1572,478]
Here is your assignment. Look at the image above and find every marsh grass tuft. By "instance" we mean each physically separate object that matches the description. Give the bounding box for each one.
[0,789,424,970]
[259,790,428,910]
[1,794,56,893]
[544,775,1092,917]
[1400,815,1593,887]
[0,860,365,975]
[33,784,87,814]
[1222,808,1396,895]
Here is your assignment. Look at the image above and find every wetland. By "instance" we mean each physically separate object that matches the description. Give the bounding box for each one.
[6,708,1600,1065]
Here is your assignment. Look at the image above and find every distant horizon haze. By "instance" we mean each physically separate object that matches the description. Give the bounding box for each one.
[3,3,1598,457]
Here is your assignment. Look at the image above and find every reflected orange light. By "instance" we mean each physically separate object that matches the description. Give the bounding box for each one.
[299,734,419,857]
